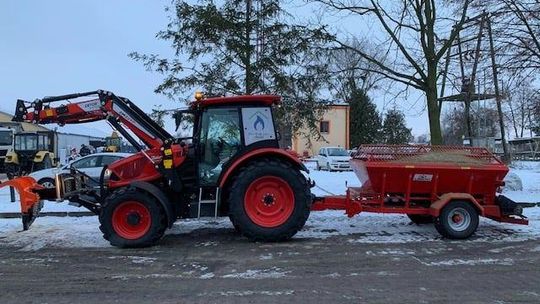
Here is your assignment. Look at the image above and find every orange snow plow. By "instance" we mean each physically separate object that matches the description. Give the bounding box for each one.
[0,176,45,230]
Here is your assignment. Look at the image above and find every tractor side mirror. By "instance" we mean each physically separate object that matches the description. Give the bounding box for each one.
[173,112,182,132]
[174,109,195,131]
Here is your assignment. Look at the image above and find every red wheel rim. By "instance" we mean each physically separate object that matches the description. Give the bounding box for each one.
[244,176,295,228]
[112,201,152,240]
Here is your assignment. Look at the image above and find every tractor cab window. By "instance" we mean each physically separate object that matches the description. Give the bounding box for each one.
[14,134,38,151]
[198,108,241,185]
[37,134,49,150]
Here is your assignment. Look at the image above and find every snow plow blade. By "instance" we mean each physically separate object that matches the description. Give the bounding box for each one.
[0,176,45,230]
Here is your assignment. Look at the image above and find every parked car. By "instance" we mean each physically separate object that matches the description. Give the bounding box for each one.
[30,152,132,189]
[315,147,352,171]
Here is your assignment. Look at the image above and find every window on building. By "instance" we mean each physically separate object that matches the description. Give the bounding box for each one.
[320,121,330,133]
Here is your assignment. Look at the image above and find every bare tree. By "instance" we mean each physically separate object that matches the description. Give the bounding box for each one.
[442,103,500,145]
[327,39,385,99]
[497,0,540,71]
[313,0,473,144]
[503,79,538,138]
[473,1,540,74]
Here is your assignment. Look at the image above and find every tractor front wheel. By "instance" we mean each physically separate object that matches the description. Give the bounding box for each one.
[99,187,167,248]
[434,201,479,239]
[228,159,311,242]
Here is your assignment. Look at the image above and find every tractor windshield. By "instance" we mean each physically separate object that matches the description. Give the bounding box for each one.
[0,131,12,146]
[199,108,241,185]
[14,134,49,151]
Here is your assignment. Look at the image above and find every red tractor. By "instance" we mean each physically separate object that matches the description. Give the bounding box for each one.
[4,90,312,247]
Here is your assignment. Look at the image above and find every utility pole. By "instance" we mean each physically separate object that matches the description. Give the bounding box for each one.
[487,16,510,162]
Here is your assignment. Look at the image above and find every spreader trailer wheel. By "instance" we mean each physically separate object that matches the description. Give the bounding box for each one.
[99,187,168,248]
[228,158,311,242]
[434,200,479,239]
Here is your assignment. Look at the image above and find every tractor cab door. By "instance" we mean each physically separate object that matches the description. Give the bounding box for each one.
[198,108,241,186]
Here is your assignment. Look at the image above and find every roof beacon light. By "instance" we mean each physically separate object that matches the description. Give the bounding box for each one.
[194,91,204,101]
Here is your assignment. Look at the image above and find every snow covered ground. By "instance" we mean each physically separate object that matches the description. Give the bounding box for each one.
[0,161,539,250]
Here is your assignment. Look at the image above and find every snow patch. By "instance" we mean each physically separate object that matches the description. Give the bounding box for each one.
[199,272,215,279]
[415,257,514,266]
[198,290,295,297]
[321,272,341,278]
[503,172,523,191]
[488,246,518,253]
[366,249,415,256]
[127,256,157,264]
[221,267,290,279]
[259,253,273,260]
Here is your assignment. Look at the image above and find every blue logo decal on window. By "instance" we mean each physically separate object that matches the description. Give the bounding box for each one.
[254,115,265,130]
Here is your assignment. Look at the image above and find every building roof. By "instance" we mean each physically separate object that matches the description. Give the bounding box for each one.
[0,111,50,132]
[508,137,540,143]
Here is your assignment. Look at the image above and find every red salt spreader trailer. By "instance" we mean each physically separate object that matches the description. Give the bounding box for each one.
[311,145,528,239]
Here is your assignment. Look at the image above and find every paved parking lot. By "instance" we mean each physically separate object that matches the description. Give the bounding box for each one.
[2,168,539,303]
[1,224,539,304]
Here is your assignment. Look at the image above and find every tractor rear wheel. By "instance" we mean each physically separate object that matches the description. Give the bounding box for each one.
[228,158,311,242]
[99,187,167,248]
[434,201,479,239]
[407,214,434,225]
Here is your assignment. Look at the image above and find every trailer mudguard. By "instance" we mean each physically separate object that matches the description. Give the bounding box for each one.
[429,193,485,217]
[129,181,176,228]
[218,148,308,188]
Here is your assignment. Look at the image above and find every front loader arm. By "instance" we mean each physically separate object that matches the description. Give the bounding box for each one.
[6,90,184,230]
[13,90,172,149]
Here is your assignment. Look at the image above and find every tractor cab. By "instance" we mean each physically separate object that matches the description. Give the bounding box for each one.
[5,131,57,177]
[175,94,279,187]
[104,131,122,152]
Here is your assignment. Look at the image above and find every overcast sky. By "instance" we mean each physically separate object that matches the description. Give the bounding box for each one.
[0,0,429,137]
